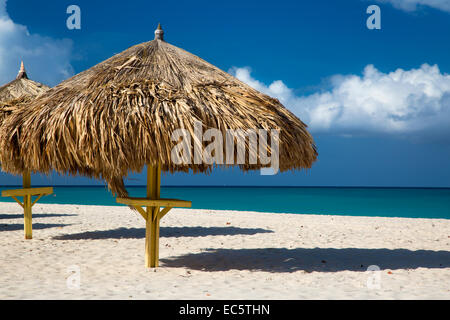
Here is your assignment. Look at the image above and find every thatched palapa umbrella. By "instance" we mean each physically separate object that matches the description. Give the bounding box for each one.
[0,62,53,239]
[0,62,50,102]
[0,25,317,267]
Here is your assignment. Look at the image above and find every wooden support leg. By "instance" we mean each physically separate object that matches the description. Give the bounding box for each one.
[145,207,160,268]
[23,171,32,239]
[145,163,161,268]
[24,197,32,239]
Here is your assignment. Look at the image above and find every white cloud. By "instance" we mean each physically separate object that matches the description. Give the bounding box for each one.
[230,64,450,140]
[0,0,74,87]
[375,0,450,13]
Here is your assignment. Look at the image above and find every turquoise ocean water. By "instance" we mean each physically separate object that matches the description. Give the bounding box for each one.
[0,186,449,219]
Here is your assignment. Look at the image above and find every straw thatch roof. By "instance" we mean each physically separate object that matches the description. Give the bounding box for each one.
[0,62,49,103]
[0,25,317,196]
[0,62,50,123]
[0,62,50,160]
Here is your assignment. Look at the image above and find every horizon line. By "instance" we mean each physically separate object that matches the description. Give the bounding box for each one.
[0,185,449,189]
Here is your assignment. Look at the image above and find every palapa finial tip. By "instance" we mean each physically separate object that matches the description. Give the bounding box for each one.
[16,60,28,79]
[155,23,164,41]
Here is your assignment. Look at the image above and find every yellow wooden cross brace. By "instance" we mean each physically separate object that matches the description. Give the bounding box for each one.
[1,171,53,239]
[116,163,191,268]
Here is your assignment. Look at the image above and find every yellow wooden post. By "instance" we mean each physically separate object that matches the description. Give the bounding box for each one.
[115,163,191,267]
[145,163,161,268]
[23,171,32,239]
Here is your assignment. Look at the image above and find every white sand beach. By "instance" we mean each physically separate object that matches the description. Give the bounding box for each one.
[0,202,449,299]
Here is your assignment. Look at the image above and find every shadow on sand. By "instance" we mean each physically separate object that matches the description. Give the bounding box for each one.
[0,213,77,220]
[159,247,450,272]
[52,226,273,240]
[0,223,70,232]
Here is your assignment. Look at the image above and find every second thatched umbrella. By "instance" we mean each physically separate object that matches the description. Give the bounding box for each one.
[0,62,53,239]
[0,25,317,267]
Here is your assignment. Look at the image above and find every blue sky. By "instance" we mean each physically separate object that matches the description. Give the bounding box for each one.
[1,0,450,187]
